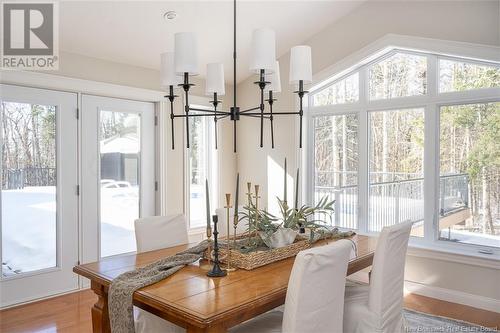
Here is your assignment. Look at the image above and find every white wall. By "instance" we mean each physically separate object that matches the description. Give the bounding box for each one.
[236,0,500,308]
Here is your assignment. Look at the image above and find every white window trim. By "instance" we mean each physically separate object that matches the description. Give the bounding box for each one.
[302,34,500,262]
[183,95,220,231]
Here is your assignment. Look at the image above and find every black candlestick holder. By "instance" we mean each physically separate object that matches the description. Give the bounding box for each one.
[207,215,227,277]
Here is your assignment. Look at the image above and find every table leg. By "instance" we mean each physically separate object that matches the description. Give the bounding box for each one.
[91,281,111,333]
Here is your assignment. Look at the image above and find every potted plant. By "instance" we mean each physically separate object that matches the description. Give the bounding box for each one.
[240,196,335,249]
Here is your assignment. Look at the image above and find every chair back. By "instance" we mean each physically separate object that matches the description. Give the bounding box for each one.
[368,221,413,318]
[134,214,188,253]
[282,239,352,333]
[215,205,248,237]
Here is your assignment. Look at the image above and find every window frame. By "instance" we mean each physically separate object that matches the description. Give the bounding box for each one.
[306,46,500,260]
[183,95,219,231]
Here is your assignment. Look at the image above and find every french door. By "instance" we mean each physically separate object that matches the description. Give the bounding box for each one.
[81,95,155,265]
[0,85,78,307]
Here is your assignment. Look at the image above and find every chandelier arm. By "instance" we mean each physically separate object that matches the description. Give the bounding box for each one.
[241,111,300,116]
[188,108,230,115]
[268,91,275,149]
[244,114,271,119]
[173,113,227,118]
[240,106,261,114]
[217,114,231,120]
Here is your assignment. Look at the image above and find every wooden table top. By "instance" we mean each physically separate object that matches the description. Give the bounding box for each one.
[74,235,377,331]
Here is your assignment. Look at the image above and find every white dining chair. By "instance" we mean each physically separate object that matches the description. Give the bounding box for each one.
[215,205,248,238]
[134,214,188,333]
[343,221,413,333]
[230,239,353,333]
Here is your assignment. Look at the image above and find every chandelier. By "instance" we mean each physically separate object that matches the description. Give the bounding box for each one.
[161,0,312,153]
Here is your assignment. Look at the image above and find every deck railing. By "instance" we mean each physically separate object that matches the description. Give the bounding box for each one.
[314,172,469,231]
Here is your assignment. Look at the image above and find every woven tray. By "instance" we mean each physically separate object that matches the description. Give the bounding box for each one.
[205,234,311,270]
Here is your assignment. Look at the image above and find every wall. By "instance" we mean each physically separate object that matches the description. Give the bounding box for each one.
[236,0,500,307]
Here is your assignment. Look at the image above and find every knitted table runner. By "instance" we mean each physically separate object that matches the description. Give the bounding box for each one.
[108,240,209,333]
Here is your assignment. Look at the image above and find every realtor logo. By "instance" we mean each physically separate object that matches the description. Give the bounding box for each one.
[2,2,59,69]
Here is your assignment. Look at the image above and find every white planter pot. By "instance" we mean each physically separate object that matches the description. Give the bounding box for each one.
[259,227,298,249]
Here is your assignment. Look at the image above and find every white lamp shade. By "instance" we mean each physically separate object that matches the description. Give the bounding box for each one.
[289,45,312,84]
[174,32,198,75]
[206,63,225,96]
[160,52,181,88]
[249,28,276,74]
[264,61,281,93]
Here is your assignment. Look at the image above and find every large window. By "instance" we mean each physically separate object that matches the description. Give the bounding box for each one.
[313,114,358,229]
[308,48,500,256]
[187,103,218,229]
[369,108,424,236]
[439,102,499,248]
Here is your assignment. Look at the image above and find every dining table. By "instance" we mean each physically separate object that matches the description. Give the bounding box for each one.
[73,234,377,333]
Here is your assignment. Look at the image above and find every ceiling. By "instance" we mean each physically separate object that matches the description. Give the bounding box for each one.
[60,1,366,84]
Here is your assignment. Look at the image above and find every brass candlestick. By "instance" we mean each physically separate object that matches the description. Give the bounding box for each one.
[253,184,261,229]
[253,185,261,210]
[225,193,236,272]
[233,214,239,249]
[246,182,253,245]
[200,226,213,270]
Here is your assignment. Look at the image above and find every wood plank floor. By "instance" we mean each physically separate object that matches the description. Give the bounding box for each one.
[1,288,499,332]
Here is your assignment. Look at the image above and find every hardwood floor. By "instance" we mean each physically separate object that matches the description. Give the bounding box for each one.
[1,289,498,332]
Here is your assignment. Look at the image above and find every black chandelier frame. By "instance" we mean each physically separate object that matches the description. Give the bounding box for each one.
[165,0,308,153]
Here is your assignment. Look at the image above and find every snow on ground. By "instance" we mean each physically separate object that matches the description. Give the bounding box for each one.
[2,186,57,276]
[2,185,140,275]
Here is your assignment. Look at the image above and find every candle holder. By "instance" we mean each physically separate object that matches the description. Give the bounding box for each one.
[207,215,227,277]
[246,182,253,245]
[225,193,236,272]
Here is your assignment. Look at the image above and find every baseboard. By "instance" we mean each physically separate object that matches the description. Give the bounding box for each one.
[405,280,500,313]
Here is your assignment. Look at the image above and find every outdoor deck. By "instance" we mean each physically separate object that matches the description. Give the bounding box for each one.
[314,173,470,234]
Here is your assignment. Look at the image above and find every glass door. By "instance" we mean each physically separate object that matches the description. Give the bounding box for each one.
[0,84,78,307]
[81,95,155,265]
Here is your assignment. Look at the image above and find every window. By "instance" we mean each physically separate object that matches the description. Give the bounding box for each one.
[99,111,140,257]
[439,59,500,93]
[369,108,424,236]
[187,103,218,229]
[369,53,427,100]
[439,102,500,248]
[313,73,359,106]
[308,47,500,257]
[313,114,358,229]
[1,102,57,275]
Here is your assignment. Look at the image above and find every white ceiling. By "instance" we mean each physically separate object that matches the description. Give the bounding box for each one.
[60,1,366,84]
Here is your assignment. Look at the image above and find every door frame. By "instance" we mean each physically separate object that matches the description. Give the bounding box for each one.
[81,94,156,263]
[0,84,79,307]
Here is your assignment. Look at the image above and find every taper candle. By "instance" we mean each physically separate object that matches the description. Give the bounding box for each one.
[295,168,299,209]
[205,179,211,229]
[284,158,287,204]
[234,173,239,219]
